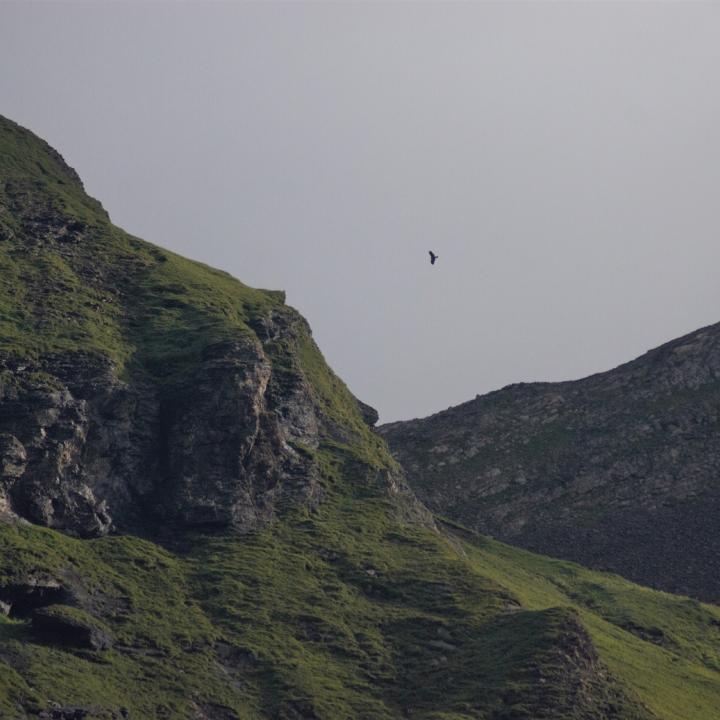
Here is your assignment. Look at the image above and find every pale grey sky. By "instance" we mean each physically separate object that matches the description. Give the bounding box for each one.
[2,2,720,422]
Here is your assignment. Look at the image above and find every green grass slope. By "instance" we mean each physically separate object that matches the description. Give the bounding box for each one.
[0,114,283,382]
[1,115,719,718]
[2,473,720,718]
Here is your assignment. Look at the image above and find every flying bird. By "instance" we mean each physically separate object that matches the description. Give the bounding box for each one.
[429,251,438,265]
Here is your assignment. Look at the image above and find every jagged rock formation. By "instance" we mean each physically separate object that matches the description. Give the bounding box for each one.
[381,323,720,602]
[0,114,414,539]
[2,115,719,719]
[0,331,327,537]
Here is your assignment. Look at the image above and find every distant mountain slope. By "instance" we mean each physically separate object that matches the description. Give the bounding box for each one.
[380,323,720,602]
[1,115,719,718]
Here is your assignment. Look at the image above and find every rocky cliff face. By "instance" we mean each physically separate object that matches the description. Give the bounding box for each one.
[381,323,720,601]
[0,114,408,540]
[0,330,325,538]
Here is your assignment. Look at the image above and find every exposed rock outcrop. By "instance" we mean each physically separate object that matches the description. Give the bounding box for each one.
[0,575,69,618]
[31,604,112,651]
[0,113,418,540]
[0,324,337,536]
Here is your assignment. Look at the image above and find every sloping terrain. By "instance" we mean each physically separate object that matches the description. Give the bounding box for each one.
[0,115,719,719]
[5,486,720,720]
[381,324,720,602]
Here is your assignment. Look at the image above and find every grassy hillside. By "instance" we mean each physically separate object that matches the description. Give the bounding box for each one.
[3,471,720,718]
[453,522,720,719]
[2,115,720,718]
[0,114,282,381]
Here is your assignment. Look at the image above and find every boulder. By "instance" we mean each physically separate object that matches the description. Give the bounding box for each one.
[31,604,112,651]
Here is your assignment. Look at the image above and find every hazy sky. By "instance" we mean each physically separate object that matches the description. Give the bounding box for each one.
[2,2,720,422]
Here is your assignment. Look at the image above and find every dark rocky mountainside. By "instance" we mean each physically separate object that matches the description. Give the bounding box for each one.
[2,116,720,719]
[0,315,362,537]
[381,323,720,602]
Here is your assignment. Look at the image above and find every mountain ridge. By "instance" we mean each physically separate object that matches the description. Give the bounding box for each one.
[380,319,720,601]
[1,115,720,719]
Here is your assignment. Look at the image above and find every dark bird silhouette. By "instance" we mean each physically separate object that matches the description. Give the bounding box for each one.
[429,251,438,265]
